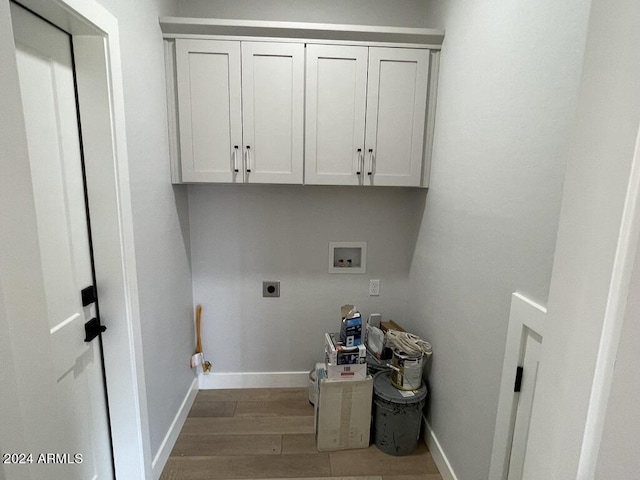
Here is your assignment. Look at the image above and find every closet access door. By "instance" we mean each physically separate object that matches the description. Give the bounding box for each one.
[11,3,113,478]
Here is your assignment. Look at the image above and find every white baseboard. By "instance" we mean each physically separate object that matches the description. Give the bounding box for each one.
[198,371,309,389]
[423,416,458,480]
[152,377,198,479]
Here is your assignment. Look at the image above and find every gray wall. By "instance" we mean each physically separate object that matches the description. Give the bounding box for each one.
[406,0,591,478]
[153,1,640,477]
[596,246,640,478]
[522,0,640,474]
[189,185,425,371]
[589,4,640,476]
[179,0,431,373]
[178,0,428,27]
[94,0,195,458]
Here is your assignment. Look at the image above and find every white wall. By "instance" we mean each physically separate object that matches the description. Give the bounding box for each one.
[93,0,195,458]
[407,0,591,478]
[595,243,640,478]
[523,0,640,476]
[190,185,425,372]
[178,0,428,27]
[177,0,430,377]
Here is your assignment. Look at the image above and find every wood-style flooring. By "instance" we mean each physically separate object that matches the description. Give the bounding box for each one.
[161,387,442,480]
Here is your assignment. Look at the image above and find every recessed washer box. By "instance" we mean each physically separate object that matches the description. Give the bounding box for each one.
[329,241,366,274]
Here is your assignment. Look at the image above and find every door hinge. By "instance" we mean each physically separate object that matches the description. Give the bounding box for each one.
[84,317,106,342]
[514,366,524,393]
[81,285,97,306]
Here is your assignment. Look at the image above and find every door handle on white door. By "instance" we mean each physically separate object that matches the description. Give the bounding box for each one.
[84,317,106,342]
[81,285,97,306]
[367,149,374,176]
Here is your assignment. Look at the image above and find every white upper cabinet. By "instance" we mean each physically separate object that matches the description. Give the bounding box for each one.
[175,39,304,183]
[305,45,430,187]
[305,45,368,186]
[364,47,430,187]
[176,39,242,183]
[241,42,304,184]
[164,19,443,186]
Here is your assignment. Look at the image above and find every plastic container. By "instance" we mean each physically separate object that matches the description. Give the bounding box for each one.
[372,371,428,456]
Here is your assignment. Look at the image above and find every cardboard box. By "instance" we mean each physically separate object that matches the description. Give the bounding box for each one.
[340,304,362,346]
[324,332,366,366]
[325,332,367,379]
[340,315,362,346]
[315,376,373,451]
[380,319,406,333]
[325,362,367,380]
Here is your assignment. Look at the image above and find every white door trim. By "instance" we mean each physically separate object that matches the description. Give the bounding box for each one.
[575,121,640,478]
[489,293,546,480]
[2,0,152,478]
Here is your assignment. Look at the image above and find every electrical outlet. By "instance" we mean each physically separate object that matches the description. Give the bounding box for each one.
[369,279,380,296]
[262,281,280,298]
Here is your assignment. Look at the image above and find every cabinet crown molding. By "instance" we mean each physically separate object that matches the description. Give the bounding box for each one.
[160,16,444,48]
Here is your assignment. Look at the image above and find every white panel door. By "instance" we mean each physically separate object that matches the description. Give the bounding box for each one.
[508,328,543,480]
[364,47,429,187]
[12,3,112,478]
[305,44,368,185]
[176,39,242,183]
[241,42,304,184]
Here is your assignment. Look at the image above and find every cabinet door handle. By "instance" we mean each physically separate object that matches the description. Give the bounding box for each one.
[233,145,239,173]
[356,148,363,175]
[245,146,252,173]
[367,149,374,176]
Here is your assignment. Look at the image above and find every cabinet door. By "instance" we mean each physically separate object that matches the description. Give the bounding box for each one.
[176,39,242,183]
[305,45,368,185]
[364,47,429,187]
[241,42,304,184]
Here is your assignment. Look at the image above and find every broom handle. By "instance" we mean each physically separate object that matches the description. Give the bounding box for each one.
[196,304,203,354]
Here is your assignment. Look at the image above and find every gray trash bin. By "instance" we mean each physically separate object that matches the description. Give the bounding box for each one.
[372,370,428,456]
